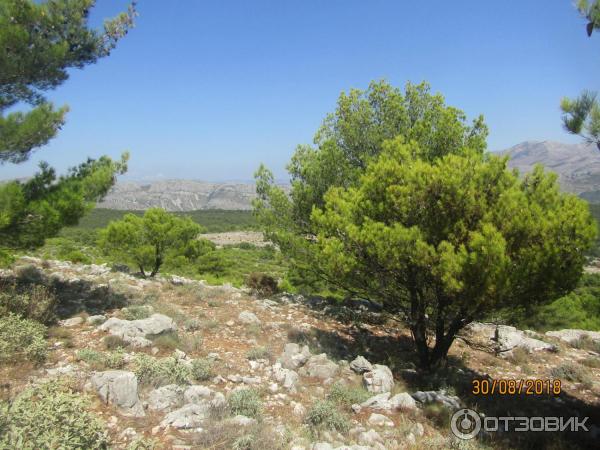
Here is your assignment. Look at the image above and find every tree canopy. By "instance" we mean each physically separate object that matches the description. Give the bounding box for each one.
[255,80,596,370]
[0,0,136,250]
[99,208,205,278]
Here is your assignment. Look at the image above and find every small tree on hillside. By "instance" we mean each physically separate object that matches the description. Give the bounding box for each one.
[310,138,595,369]
[0,0,136,250]
[99,208,204,278]
[255,81,596,370]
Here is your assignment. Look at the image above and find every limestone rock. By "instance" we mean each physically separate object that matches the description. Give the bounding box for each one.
[147,384,185,412]
[362,364,394,393]
[238,311,261,325]
[411,390,461,409]
[161,403,211,429]
[349,356,373,374]
[279,343,311,370]
[301,354,339,380]
[545,329,600,345]
[90,370,145,417]
[99,314,177,348]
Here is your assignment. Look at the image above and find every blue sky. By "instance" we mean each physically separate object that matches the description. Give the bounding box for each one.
[4,0,600,181]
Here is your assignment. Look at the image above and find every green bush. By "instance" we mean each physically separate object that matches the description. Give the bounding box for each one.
[304,400,349,432]
[326,382,371,409]
[133,354,191,386]
[76,348,126,370]
[245,272,279,297]
[246,347,271,361]
[0,381,108,449]
[150,331,180,351]
[0,283,57,325]
[103,335,129,350]
[550,362,594,388]
[0,313,47,364]
[191,358,214,381]
[228,388,262,418]
[121,305,153,320]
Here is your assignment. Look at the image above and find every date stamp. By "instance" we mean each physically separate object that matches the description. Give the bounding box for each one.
[472,378,561,396]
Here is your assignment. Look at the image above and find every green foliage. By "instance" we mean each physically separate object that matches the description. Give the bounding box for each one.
[133,354,191,387]
[245,272,279,297]
[0,0,136,163]
[246,346,271,361]
[304,400,349,433]
[0,313,46,364]
[0,282,56,324]
[561,91,600,151]
[326,382,371,409]
[255,80,596,370]
[150,331,180,351]
[550,362,593,386]
[121,305,153,321]
[0,0,135,250]
[577,0,600,36]
[0,155,129,249]
[228,388,262,419]
[103,335,129,350]
[512,274,600,331]
[99,208,203,278]
[191,357,214,381]
[76,348,125,370]
[70,208,257,233]
[0,381,108,449]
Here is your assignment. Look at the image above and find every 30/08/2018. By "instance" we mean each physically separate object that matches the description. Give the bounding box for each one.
[471,378,562,396]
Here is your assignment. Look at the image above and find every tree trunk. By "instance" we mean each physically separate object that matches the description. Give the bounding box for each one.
[139,265,147,279]
[150,244,162,278]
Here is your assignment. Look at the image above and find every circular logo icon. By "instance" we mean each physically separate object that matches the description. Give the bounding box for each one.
[451,408,481,440]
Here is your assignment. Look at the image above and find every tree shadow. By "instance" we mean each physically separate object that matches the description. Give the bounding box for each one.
[295,298,599,449]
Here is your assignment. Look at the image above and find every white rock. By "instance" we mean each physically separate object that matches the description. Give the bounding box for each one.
[99,314,177,348]
[60,316,84,327]
[90,370,145,417]
[388,392,417,410]
[161,403,211,429]
[238,311,261,325]
[357,429,382,446]
[279,343,311,370]
[302,354,339,380]
[349,356,373,374]
[363,364,394,393]
[183,385,213,404]
[147,384,184,412]
[546,329,600,345]
[368,413,394,427]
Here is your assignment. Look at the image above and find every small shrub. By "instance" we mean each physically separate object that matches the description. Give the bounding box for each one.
[184,318,202,331]
[126,436,162,450]
[581,357,600,368]
[77,348,126,370]
[550,362,593,387]
[304,400,349,432]
[15,264,45,283]
[0,313,47,364]
[180,334,203,353]
[103,335,129,350]
[327,382,371,409]
[232,434,254,450]
[228,388,262,419]
[76,349,105,369]
[246,347,271,361]
[191,357,213,381]
[133,354,191,386]
[245,272,278,297]
[423,403,451,428]
[507,347,531,366]
[571,335,600,353]
[121,305,152,321]
[0,283,57,324]
[0,381,108,449]
[150,331,180,351]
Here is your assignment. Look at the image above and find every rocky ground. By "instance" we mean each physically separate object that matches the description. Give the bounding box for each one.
[1,257,600,449]
[201,231,269,248]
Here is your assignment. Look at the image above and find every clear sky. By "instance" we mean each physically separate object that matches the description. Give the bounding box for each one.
[4,0,600,181]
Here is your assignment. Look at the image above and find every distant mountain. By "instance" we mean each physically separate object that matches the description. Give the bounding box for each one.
[96,141,600,211]
[97,180,263,211]
[499,141,600,201]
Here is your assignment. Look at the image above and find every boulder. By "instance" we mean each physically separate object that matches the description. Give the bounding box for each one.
[90,370,145,417]
[98,314,177,348]
[360,391,417,411]
[272,363,300,391]
[147,384,185,412]
[363,364,394,393]
[466,322,556,354]
[238,311,261,325]
[360,392,391,409]
[301,353,339,380]
[388,392,417,410]
[545,329,600,345]
[161,403,211,429]
[60,316,84,327]
[411,390,461,409]
[367,413,394,427]
[279,343,311,370]
[357,429,383,446]
[183,385,213,404]
[349,356,373,374]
